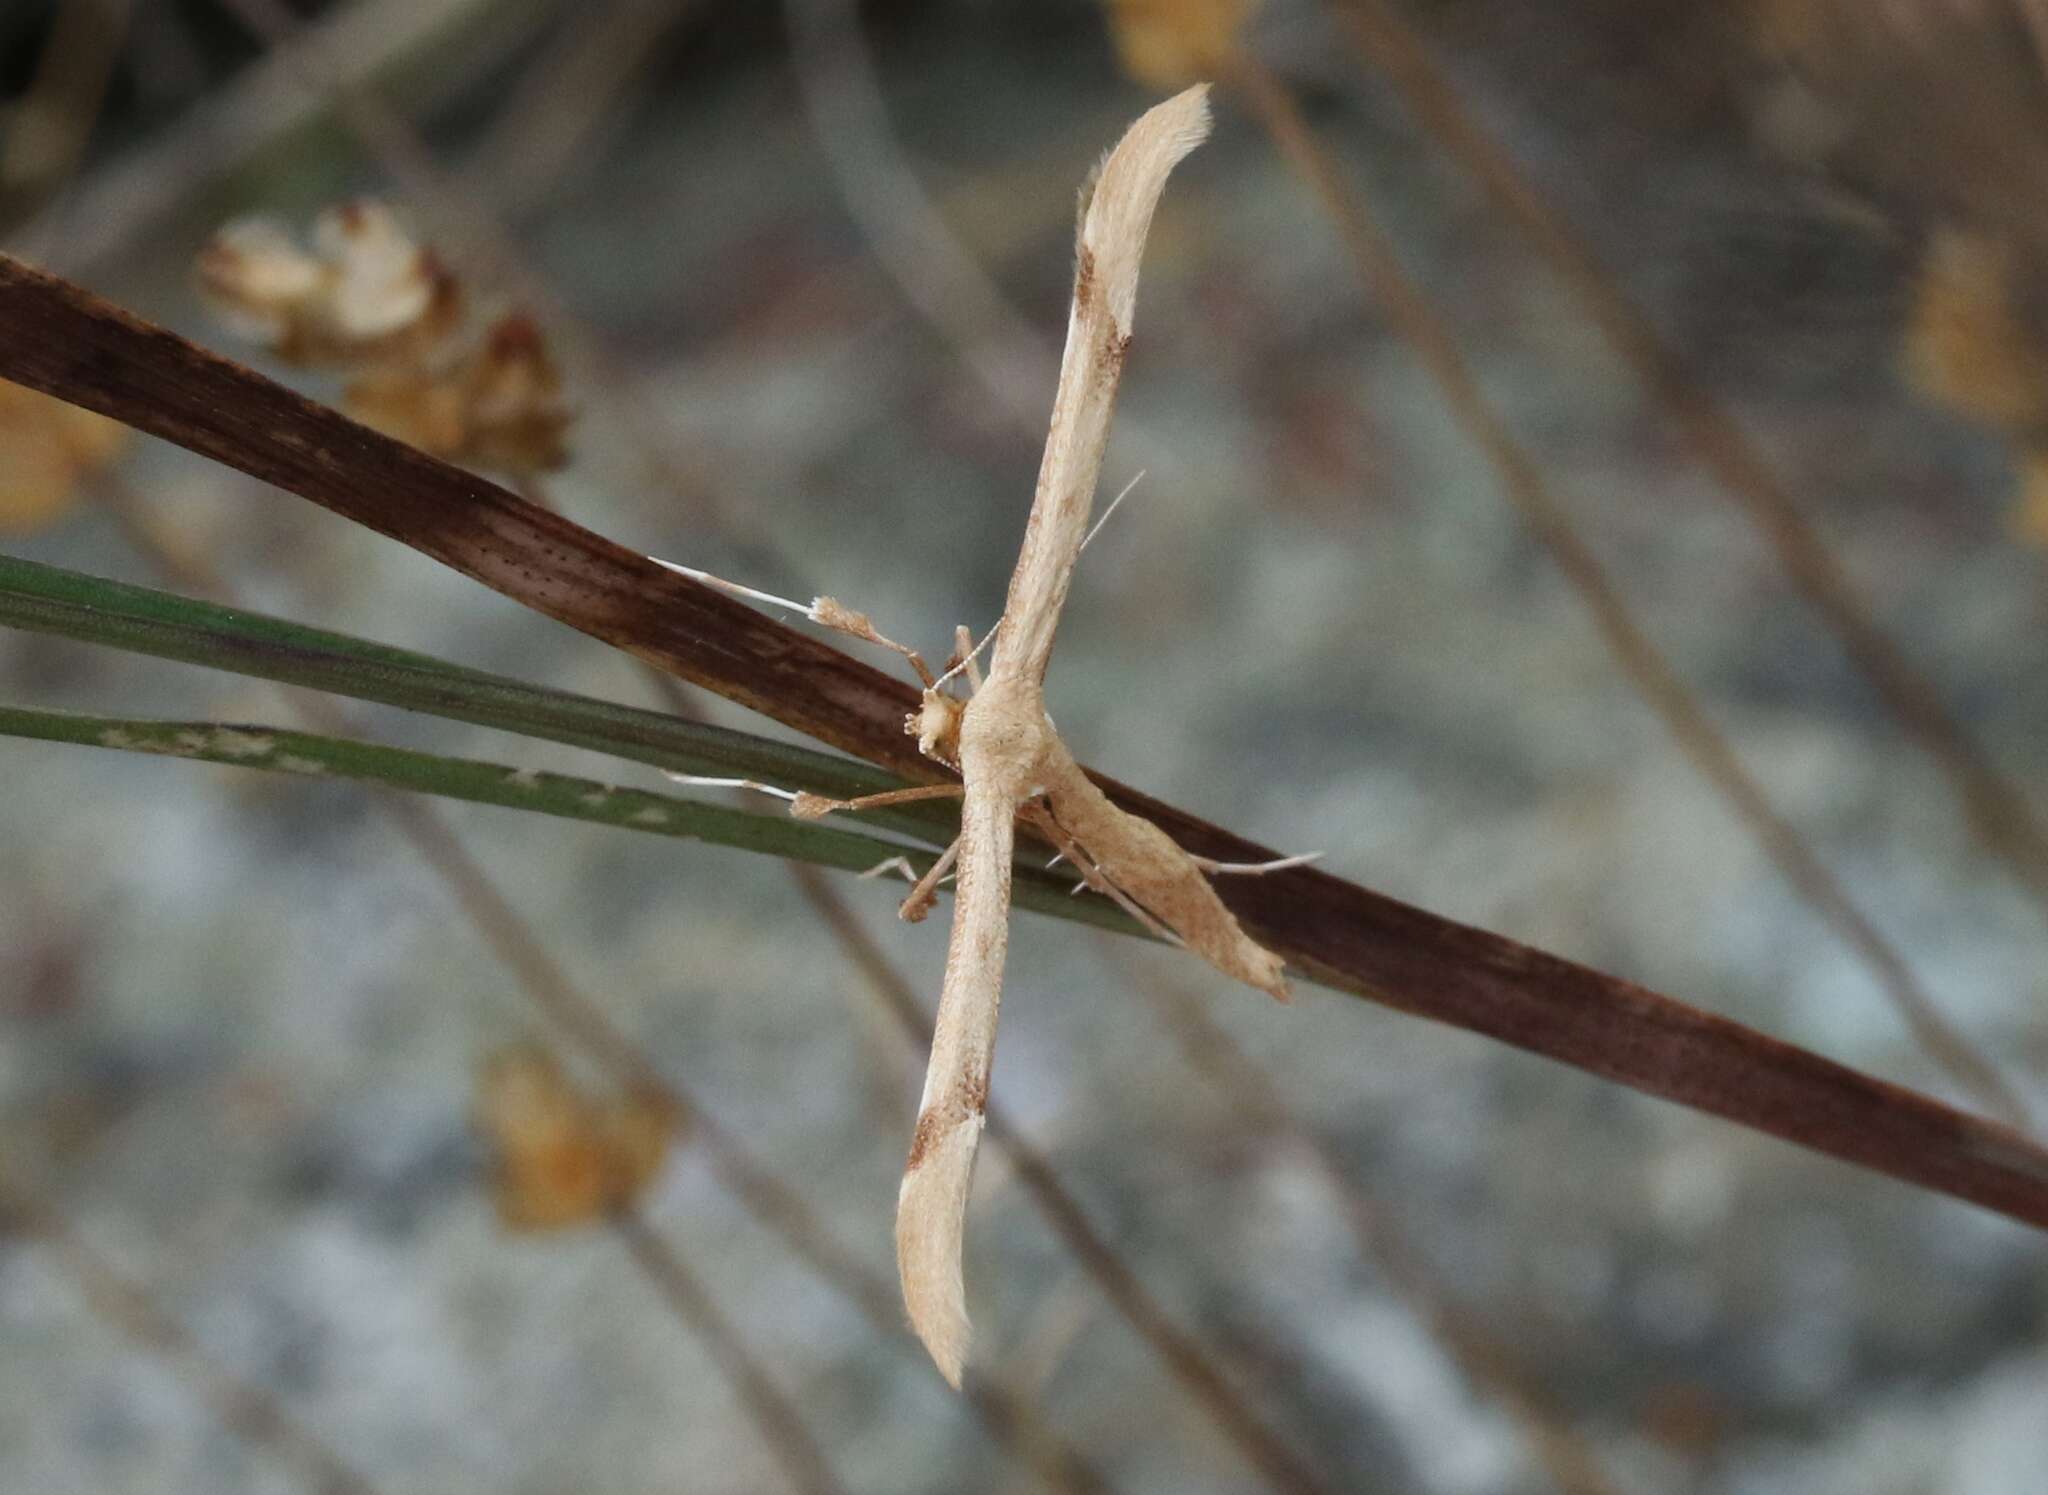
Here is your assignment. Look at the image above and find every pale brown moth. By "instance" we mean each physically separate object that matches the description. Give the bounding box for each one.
[659,84,1297,1385]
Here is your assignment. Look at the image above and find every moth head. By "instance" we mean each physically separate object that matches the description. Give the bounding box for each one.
[908,689,964,765]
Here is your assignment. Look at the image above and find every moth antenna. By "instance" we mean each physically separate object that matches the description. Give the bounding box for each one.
[647,556,810,616]
[661,772,801,803]
[1079,469,1146,553]
[859,855,919,883]
[1194,850,1326,875]
[649,556,938,686]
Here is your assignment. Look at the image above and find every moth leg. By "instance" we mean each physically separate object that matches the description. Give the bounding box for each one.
[1018,803,1183,947]
[950,626,985,692]
[1190,850,1324,876]
[930,620,1000,695]
[897,836,962,924]
[790,783,965,820]
[810,596,939,687]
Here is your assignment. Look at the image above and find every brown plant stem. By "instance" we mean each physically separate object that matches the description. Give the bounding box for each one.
[1329,0,2048,927]
[3,257,2046,1235]
[0,1175,381,1495]
[1220,50,2031,1131]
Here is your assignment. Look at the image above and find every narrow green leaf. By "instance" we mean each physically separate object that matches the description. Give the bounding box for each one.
[0,703,1131,934]
[0,552,958,846]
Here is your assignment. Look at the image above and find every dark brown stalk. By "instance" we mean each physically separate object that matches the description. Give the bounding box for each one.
[1329,0,2048,925]
[0,1175,381,1495]
[1219,52,2031,1131]
[3,257,2047,1235]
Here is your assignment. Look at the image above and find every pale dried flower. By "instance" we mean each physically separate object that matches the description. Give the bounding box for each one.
[198,199,457,367]
[312,200,441,340]
[199,204,570,475]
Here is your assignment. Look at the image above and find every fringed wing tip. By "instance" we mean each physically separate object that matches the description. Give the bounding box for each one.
[1249,949,1291,1003]
[896,1116,985,1388]
[1151,80,1214,148]
[1081,85,1217,330]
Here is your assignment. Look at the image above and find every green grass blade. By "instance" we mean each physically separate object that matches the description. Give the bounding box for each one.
[0,703,1127,933]
[0,552,956,846]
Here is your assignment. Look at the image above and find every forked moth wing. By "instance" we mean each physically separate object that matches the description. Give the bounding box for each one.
[897,780,1016,1386]
[988,84,1214,692]
[1039,741,1289,1000]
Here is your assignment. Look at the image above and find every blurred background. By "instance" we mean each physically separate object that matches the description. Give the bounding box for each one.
[3,1,2047,1491]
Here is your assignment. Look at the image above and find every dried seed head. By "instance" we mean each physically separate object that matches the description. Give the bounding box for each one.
[198,200,458,367]
[343,367,469,460]
[195,218,326,344]
[313,200,444,340]
[340,315,570,475]
[199,204,570,476]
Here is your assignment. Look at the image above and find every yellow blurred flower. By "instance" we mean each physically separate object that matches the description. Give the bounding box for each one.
[0,380,130,534]
[473,1042,678,1231]
[1107,0,1258,89]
